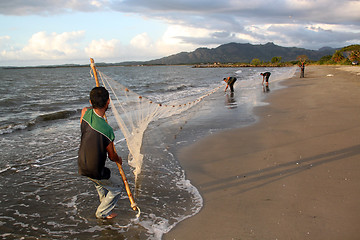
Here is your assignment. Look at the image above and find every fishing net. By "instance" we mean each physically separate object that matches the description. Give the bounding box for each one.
[93,64,223,180]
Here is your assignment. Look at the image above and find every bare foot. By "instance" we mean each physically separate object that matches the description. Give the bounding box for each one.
[106,213,118,219]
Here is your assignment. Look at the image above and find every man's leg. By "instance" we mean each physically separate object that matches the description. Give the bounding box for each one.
[91,174,123,219]
[230,84,234,92]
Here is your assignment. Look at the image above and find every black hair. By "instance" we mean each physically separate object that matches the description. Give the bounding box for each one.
[90,87,109,109]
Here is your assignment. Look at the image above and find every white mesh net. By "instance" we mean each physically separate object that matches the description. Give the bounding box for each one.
[96,68,223,179]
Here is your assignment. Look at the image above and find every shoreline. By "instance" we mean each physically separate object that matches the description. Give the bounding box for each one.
[164,65,360,239]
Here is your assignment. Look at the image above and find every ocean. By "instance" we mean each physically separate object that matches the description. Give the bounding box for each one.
[0,65,296,239]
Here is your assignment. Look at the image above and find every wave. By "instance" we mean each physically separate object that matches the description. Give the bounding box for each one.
[0,123,29,135]
[167,84,191,92]
[36,110,78,121]
[0,109,80,135]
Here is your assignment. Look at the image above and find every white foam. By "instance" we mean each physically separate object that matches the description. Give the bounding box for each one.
[139,214,171,240]
[0,123,27,135]
[0,166,11,174]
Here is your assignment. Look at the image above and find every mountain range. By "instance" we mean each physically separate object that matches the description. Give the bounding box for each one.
[2,42,338,68]
[140,42,337,65]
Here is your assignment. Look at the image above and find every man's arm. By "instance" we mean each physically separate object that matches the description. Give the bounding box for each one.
[107,142,123,165]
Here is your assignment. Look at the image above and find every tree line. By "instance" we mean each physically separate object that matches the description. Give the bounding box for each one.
[248,44,360,67]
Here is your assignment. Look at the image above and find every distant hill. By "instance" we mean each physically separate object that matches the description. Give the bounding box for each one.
[143,42,337,65]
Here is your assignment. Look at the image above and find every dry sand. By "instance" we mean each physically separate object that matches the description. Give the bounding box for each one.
[164,65,360,240]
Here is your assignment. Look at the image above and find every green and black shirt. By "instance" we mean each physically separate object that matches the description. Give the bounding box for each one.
[78,109,115,180]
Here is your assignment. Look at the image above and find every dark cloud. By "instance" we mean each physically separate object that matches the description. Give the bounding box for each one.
[110,0,228,13]
[211,31,234,39]
[0,0,107,15]
[265,24,360,49]
[110,0,360,25]
[3,0,359,24]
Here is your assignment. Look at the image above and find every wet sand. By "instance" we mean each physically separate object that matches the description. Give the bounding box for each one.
[165,66,360,240]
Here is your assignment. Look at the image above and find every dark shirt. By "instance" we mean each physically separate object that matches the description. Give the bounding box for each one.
[263,72,271,81]
[226,77,237,85]
[78,109,115,180]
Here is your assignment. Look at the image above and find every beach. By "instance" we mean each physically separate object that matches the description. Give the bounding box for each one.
[165,66,360,240]
[0,66,296,239]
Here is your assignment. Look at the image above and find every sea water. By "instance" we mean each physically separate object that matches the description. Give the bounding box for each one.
[0,65,295,239]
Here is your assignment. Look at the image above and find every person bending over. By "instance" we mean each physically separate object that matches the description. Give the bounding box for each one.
[78,86,123,219]
[260,72,271,87]
[223,76,237,92]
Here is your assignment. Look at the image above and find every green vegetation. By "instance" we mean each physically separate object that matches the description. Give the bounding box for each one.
[318,55,332,65]
[316,44,360,65]
[271,56,282,64]
[251,58,262,66]
[252,44,359,67]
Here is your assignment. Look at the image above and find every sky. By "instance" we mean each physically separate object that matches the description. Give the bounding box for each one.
[0,0,359,66]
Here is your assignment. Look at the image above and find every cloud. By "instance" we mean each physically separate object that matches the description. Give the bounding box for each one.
[0,36,11,41]
[264,23,360,49]
[3,0,359,24]
[110,0,360,24]
[0,29,188,65]
[153,25,218,54]
[84,29,216,63]
[0,35,11,47]
[85,39,122,59]
[283,0,360,24]
[1,31,85,62]
[84,34,161,62]
[83,29,213,62]
[130,33,153,49]
[107,0,360,49]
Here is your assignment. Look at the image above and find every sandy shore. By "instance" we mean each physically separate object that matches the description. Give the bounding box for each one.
[164,65,360,240]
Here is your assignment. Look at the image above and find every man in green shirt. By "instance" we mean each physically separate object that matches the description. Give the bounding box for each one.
[78,87,123,219]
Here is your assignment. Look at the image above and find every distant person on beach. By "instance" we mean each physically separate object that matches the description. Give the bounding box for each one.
[260,72,271,87]
[299,62,305,78]
[78,86,123,219]
[223,77,237,92]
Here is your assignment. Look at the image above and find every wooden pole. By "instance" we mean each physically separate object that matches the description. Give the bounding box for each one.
[116,162,138,210]
[90,58,138,211]
[90,58,100,87]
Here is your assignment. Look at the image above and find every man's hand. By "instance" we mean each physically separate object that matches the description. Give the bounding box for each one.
[107,142,122,165]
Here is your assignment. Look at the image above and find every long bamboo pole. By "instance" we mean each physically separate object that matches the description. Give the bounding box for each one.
[90,58,138,212]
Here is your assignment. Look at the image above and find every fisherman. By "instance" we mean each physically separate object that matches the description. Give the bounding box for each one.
[223,76,237,92]
[299,61,305,78]
[260,72,271,87]
[78,86,123,219]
